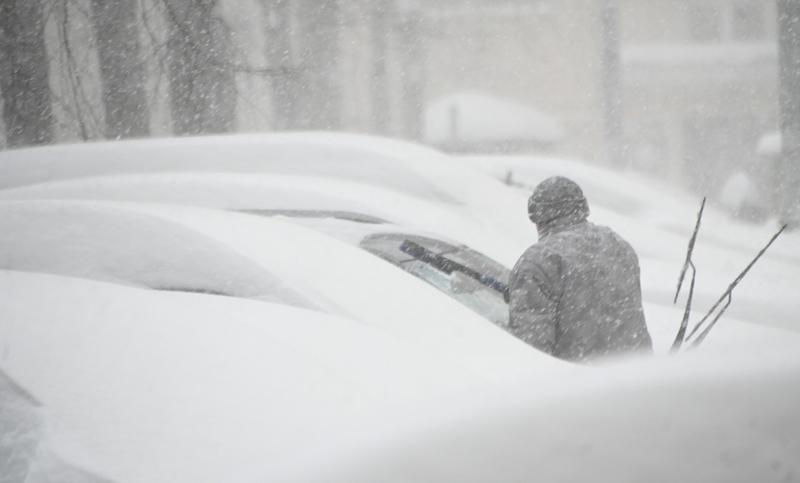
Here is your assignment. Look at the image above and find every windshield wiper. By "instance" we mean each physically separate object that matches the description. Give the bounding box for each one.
[399,240,508,298]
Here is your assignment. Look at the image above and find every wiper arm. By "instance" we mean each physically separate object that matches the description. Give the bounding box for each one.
[399,240,509,297]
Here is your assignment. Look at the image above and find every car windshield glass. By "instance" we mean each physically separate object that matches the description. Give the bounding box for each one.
[360,234,510,327]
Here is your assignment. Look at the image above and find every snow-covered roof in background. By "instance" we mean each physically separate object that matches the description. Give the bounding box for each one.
[424,91,564,145]
[757,131,780,157]
[622,43,777,67]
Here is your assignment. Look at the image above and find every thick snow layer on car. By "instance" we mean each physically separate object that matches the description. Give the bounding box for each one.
[0,200,313,308]
[424,91,564,145]
[0,270,541,483]
[0,198,557,377]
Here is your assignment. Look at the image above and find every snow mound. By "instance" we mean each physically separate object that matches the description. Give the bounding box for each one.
[309,348,800,483]
[424,91,564,146]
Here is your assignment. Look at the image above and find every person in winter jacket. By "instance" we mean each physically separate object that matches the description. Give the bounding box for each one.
[508,176,653,362]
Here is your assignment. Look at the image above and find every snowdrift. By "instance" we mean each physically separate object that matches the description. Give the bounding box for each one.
[309,347,800,483]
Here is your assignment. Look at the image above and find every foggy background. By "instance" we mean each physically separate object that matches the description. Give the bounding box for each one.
[1,0,798,223]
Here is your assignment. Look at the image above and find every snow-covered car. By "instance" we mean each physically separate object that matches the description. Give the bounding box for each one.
[0,199,554,380]
[2,269,542,482]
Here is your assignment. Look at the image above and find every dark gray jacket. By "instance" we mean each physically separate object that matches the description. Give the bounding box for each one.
[508,177,652,362]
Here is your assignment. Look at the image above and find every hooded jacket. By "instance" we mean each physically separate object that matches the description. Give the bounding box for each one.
[508,177,652,362]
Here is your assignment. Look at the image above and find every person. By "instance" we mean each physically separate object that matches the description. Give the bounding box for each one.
[507,176,652,362]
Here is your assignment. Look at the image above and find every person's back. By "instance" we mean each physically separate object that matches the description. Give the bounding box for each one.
[508,176,652,362]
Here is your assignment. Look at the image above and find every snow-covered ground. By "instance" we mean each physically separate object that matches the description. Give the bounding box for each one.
[310,345,800,483]
[1,133,799,482]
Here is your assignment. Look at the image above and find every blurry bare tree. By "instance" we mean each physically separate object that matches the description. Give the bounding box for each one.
[163,0,236,134]
[778,0,800,225]
[396,4,424,140]
[0,0,54,147]
[600,0,622,166]
[263,0,297,130]
[369,0,391,134]
[90,0,150,139]
[294,0,342,130]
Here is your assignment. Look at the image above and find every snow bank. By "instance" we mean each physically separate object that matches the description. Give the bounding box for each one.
[308,347,800,483]
[424,91,564,146]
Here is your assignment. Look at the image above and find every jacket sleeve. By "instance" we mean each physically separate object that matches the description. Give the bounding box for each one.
[507,248,562,355]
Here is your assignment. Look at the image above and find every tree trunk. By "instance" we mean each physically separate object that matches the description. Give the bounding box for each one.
[263,0,297,130]
[396,6,424,140]
[369,0,391,134]
[294,0,341,130]
[164,0,236,135]
[0,0,54,147]
[600,0,623,166]
[90,0,150,139]
[777,0,800,225]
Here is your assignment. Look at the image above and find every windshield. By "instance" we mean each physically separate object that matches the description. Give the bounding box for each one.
[360,233,510,327]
